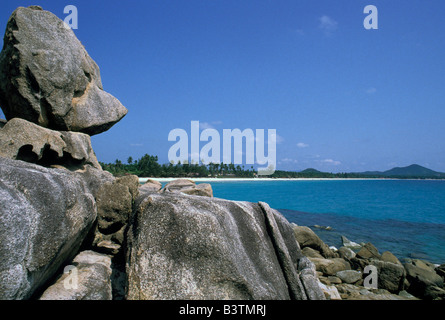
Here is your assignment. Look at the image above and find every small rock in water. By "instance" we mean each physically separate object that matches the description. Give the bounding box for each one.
[341,236,361,250]
[313,225,333,231]
[408,252,431,261]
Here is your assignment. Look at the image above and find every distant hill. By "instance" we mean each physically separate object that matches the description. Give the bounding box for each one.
[358,164,445,178]
[300,168,323,174]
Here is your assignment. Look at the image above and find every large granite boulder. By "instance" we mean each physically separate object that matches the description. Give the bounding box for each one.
[0,6,127,135]
[126,192,323,300]
[39,251,113,300]
[0,118,101,170]
[0,157,98,299]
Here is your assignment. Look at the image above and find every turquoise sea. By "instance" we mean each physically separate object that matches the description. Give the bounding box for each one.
[199,180,445,264]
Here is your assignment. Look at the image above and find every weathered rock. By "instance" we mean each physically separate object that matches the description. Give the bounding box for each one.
[424,285,445,300]
[317,280,342,300]
[309,258,351,276]
[398,290,418,299]
[115,175,140,198]
[404,259,444,299]
[336,270,362,284]
[292,225,337,259]
[296,256,326,300]
[74,165,115,198]
[356,242,381,260]
[183,183,213,197]
[349,257,369,271]
[0,157,96,299]
[435,264,445,280]
[338,246,356,260]
[0,6,127,135]
[161,178,194,191]
[39,251,112,300]
[162,179,213,197]
[341,235,361,250]
[126,192,322,300]
[259,202,315,300]
[381,251,402,265]
[327,276,342,285]
[93,175,139,248]
[0,118,101,170]
[95,240,121,256]
[302,247,324,259]
[312,225,333,231]
[318,276,330,285]
[139,179,162,195]
[369,259,406,293]
[336,284,414,300]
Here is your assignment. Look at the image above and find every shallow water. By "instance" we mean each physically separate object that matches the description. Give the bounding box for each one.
[206,180,445,264]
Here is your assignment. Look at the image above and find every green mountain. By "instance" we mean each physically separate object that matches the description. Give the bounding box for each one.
[359,164,445,178]
[300,168,323,174]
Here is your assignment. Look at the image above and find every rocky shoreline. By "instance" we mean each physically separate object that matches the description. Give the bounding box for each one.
[0,6,443,301]
[292,225,445,300]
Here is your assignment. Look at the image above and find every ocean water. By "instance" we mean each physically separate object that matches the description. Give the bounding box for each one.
[203,180,445,264]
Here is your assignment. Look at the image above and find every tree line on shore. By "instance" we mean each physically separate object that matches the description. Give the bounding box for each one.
[100,154,445,179]
[99,154,256,178]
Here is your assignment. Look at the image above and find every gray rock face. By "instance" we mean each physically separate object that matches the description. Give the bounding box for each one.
[297,256,326,300]
[126,192,322,300]
[0,157,97,299]
[259,201,310,300]
[39,251,112,300]
[93,175,139,250]
[0,118,101,170]
[0,6,127,135]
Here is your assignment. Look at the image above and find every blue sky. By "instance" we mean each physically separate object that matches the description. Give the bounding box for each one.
[1,0,445,172]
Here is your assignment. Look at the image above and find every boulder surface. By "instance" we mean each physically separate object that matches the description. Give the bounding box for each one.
[39,251,113,300]
[0,6,127,135]
[0,157,97,299]
[126,192,323,300]
[0,118,101,170]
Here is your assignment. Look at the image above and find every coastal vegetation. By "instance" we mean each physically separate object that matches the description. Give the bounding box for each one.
[101,155,445,179]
